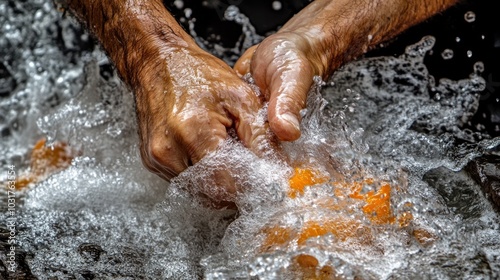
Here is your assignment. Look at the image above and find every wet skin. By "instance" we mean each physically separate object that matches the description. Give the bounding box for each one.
[62,0,457,204]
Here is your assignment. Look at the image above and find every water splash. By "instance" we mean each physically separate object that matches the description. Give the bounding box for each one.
[464,11,476,23]
[441,49,454,60]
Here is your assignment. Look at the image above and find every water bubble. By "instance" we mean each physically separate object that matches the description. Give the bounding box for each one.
[464,11,476,23]
[272,1,282,11]
[473,61,484,74]
[467,50,473,58]
[184,8,192,18]
[455,37,461,43]
[481,35,485,40]
[441,49,454,60]
[173,0,184,9]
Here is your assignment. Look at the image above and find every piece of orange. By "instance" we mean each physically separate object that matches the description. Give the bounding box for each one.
[288,167,329,198]
[10,138,76,190]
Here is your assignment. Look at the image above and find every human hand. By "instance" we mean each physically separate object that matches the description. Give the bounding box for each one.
[234,0,459,141]
[132,37,271,202]
[63,0,278,206]
[234,31,331,141]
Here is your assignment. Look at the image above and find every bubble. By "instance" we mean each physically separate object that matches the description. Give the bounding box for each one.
[173,0,184,9]
[184,8,192,18]
[272,1,282,11]
[473,61,484,74]
[467,50,473,58]
[464,11,476,23]
[456,37,461,43]
[441,49,454,60]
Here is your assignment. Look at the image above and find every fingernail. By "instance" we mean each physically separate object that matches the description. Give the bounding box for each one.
[280,113,300,131]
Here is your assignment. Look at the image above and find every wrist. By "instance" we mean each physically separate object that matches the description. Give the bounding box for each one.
[277,0,354,79]
[64,0,195,88]
[277,0,459,78]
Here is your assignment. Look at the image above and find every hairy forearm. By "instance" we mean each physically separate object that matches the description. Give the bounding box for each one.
[60,0,193,89]
[280,0,459,76]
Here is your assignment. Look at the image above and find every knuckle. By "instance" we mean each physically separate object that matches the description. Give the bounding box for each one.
[147,137,168,165]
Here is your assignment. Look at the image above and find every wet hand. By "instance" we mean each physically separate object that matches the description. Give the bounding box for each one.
[133,39,268,201]
[234,31,331,142]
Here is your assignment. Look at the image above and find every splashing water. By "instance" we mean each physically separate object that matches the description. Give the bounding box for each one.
[464,11,476,23]
[1,2,499,280]
[441,49,454,60]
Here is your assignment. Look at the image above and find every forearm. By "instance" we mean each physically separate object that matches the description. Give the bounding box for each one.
[61,0,193,88]
[280,0,459,76]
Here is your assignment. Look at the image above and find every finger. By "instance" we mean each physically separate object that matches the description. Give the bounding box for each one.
[178,111,230,165]
[266,58,315,141]
[234,45,258,77]
[174,112,240,205]
[222,84,273,158]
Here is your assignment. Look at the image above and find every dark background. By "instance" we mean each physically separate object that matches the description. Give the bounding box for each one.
[164,0,500,138]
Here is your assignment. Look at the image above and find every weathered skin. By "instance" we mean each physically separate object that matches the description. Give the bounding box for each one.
[61,0,457,202]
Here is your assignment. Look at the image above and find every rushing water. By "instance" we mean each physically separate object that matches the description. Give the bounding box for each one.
[1,1,499,279]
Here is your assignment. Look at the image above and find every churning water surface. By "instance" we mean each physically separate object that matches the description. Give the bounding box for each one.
[1,1,499,279]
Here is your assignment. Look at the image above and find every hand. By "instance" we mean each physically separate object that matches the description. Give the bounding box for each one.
[63,0,278,206]
[234,0,459,141]
[234,31,331,141]
[134,38,269,202]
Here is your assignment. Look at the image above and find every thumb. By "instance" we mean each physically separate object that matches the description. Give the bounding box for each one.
[267,58,315,141]
[234,45,258,77]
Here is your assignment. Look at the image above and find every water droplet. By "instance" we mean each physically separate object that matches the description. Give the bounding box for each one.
[464,11,476,23]
[184,8,192,18]
[173,0,184,9]
[473,61,484,74]
[467,50,473,58]
[272,1,282,11]
[441,49,454,60]
[481,35,485,40]
[455,37,461,43]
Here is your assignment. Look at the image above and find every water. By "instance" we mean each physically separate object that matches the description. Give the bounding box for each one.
[464,11,476,23]
[1,1,499,279]
[441,49,454,60]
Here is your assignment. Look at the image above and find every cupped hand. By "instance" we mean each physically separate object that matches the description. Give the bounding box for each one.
[133,38,269,203]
